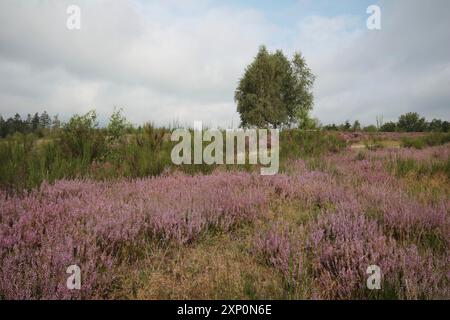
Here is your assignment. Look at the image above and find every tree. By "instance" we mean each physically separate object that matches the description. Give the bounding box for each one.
[25,114,32,132]
[107,108,131,142]
[0,115,5,138]
[61,110,104,159]
[428,119,443,132]
[31,113,40,131]
[397,112,426,132]
[342,120,351,131]
[12,113,24,133]
[291,52,315,127]
[297,108,319,129]
[235,46,315,128]
[352,120,361,132]
[40,111,51,129]
[380,121,397,132]
[324,123,338,131]
[52,114,61,130]
[363,125,378,133]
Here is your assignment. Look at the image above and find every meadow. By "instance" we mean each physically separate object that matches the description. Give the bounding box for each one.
[0,118,449,299]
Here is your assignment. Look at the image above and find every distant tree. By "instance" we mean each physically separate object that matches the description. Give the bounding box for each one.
[342,120,351,131]
[235,46,315,128]
[40,111,51,129]
[52,114,61,130]
[324,123,338,131]
[442,121,450,132]
[397,112,426,132]
[427,119,443,132]
[25,114,33,132]
[12,113,24,133]
[363,125,378,133]
[380,121,397,132]
[31,113,40,131]
[352,120,361,132]
[0,115,5,138]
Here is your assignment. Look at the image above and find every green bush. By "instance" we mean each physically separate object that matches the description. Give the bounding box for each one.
[60,110,107,161]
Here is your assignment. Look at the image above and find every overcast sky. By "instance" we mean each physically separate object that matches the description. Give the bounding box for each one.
[0,0,449,127]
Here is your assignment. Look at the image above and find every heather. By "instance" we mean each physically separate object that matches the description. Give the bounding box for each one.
[252,148,449,299]
[0,134,449,299]
[0,171,270,299]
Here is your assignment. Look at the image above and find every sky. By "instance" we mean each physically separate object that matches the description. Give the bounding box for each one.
[0,0,449,127]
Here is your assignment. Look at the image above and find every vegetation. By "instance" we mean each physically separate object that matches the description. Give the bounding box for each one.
[0,44,449,300]
[0,111,56,138]
[235,46,315,128]
[0,109,349,191]
[1,139,448,299]
[401,132,450,149]
[323,112,449,133]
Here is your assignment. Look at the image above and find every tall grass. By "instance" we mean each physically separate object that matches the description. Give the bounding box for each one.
[401,132,450,149]
[0,127,347,190]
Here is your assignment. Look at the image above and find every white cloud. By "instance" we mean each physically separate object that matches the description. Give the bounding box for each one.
[0,0,449,127]
[296,0,450,125]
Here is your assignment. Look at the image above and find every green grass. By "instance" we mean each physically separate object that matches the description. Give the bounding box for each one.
[401,132,450,149]
[393,157,450,179]
[0,128,348,190]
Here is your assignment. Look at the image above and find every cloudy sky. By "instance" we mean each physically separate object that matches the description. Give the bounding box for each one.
[0,0,449,127]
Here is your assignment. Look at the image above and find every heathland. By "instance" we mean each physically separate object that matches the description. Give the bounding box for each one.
[0,109,449,299]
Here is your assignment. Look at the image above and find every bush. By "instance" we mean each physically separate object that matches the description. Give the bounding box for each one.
[60,111,106,161]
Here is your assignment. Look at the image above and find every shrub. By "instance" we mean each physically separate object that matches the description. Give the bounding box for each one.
[60,110,106,161]
[0,171,270,299]
[254,223,302,288]
[307,201,448,299]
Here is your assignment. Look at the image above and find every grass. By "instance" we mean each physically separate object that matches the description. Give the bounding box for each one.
[0,128,348,191]
[401,132,450,149]
[393,157,450,179]
[1,128,449,300]
[115,199,320,300]
[115,230,286,299]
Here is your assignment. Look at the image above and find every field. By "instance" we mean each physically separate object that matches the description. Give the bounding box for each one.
[0,130,449,300]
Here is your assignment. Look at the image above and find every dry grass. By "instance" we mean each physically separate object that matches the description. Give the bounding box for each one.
[401,172,450,204]
[115,228,286,300]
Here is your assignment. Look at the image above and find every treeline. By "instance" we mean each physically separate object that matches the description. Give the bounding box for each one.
[3,110,449,139]
[323,112,449,133]
[0,111,60,138]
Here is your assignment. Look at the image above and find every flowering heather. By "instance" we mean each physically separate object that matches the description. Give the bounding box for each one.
[0,171,269,299]
[329,147,449,246]
[361,185,449,244]
[1,140,449,300]
[266,167,352,208]
[306,201,448,299]
[298,145,450,299]
[254,223,302,286]
[307,200,396,299]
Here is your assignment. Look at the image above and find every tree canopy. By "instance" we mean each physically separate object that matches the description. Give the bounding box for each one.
[397,112,427,132]
[235,46,315,128]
